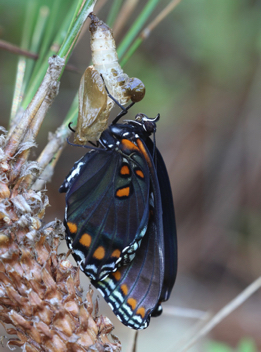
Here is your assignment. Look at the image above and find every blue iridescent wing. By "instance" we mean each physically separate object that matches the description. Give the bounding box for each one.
[59,145,150,281]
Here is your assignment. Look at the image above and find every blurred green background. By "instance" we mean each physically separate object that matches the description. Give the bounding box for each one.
[1,0,261,351]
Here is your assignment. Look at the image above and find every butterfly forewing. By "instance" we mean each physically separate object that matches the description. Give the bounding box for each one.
[61,146,150,280]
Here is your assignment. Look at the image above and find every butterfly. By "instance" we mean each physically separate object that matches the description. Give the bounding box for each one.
[59,110,177,329]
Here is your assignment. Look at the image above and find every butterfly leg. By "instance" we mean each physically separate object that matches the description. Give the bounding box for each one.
[68,122,76,133]
[67,123,99,147]
[100,74,136,124]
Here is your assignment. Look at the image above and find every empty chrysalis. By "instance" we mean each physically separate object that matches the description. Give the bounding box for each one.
[74,13,146,144]
[75,66,108,144]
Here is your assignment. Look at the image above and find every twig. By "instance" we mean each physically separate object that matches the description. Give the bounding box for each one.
[180,276,261,351]
[4,56,65,160]
[30,125,70,190]
[132,331,138,352]
[140,0,183,40]
[163,306,209,320]
[0,39,38,59]
[120,0,183,66]
[113,0,139,38]
[0,39,80,73]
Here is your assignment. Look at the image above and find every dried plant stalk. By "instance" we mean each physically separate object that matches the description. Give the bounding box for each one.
[0,56,121,351]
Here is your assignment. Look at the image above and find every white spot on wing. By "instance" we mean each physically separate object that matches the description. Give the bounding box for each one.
[139,225,147,238]
[97,288,105,297]
[120,304,132,316]
[108,302,114,310]
[113,291,124,303]
[117,314,122,322]
[66,161,84,185]
[85,263,98,273]
[74,249,85,262]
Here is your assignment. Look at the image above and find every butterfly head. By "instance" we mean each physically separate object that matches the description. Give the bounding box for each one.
[124,113,160,136]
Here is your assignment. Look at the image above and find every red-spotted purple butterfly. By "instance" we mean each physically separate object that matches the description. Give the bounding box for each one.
[60,107,177,329]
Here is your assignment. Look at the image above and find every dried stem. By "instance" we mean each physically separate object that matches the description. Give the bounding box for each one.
[30,125,71,190]
[5,56,65,160]
[0,39,39,59]
[120,0,183,66]
[113,0,139,38]
[180,276,261,351]
[140,0,183,39]
[0,39,80,73]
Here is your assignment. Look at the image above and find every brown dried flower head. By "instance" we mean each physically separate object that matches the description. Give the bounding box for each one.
[0,57,121,351]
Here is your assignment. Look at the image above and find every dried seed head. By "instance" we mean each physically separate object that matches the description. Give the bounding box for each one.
[0,182,10,199]
[0,129,121,351]
[0,233,9,244]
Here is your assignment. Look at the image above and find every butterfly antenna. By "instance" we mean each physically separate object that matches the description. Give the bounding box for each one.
[100,74,135,124]
[68,122,76,133]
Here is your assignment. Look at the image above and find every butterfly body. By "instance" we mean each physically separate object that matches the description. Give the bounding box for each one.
[60,113,177,329]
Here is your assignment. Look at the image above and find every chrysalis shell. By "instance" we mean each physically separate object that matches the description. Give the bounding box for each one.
[89,13,145,105]
[74,13,146,144]
[74,66,109,144]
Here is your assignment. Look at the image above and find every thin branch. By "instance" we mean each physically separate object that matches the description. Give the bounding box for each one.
[163,306,209,320]
[180,276,261,351]
[117,0,162,60]
[141,0,183,40]
[0,39,80,73]
[113,0,139,38]
[121,0,183,66]
[30,125,70,190]
[0,39,38,59]
[5,56,65,159]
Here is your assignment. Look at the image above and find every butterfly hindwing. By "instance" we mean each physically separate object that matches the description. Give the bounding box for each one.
[145,138,177,306]
[92,208,163,329]
[60,145,150,280]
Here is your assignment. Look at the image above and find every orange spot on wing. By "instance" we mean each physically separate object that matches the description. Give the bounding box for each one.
[127,298,137,310]
[93,246,105,260]
[116,187,130,198]
[136,139,152,167]
[112,271,121,281]
[79,233,92,247]
[121,139,139,152]
[135,169,144,178]
[120,165,130,175]
[67,222,77,233]
[121,284,128,296]
[111,249,121,258]
[136,307,145,318]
